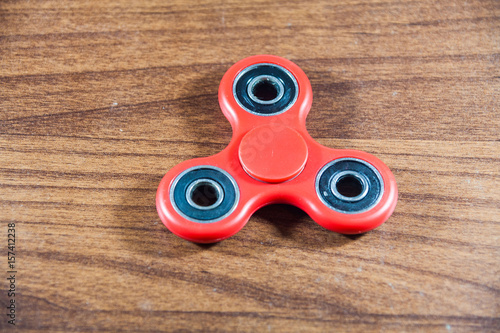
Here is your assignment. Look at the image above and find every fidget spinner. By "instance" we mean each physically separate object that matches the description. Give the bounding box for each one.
[156,55,398,243]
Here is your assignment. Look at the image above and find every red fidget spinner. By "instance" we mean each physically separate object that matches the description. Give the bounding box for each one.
[156,55,398,243]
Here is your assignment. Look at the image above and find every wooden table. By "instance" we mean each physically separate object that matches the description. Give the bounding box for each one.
[1,0,499,331]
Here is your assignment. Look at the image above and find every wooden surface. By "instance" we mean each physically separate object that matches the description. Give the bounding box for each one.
[1,0,499,332]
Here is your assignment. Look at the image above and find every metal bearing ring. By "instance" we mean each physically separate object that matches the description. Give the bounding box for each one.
[170,166,240,223]
[233,63,299,116]
[315,158,384,214]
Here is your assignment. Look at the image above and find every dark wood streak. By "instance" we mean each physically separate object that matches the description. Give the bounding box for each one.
[19,294,500,323]
[376,152,500,162]
[0,94,214,123]
[0,199,153,209]
[369,229,500,250]
[0,167,162,179]
[0,146,197,159]
[399,192,499,207]
[0,62,230,80]
[0,183,153,192]
[0,52,497,81]
[0,133,229,146]
[17,295,499,333]
[391,212,500,225]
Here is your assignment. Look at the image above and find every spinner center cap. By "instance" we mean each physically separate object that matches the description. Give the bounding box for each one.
[238,125,308,183]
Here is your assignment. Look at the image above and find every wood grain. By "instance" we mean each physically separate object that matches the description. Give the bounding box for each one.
[1,0,499,331]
